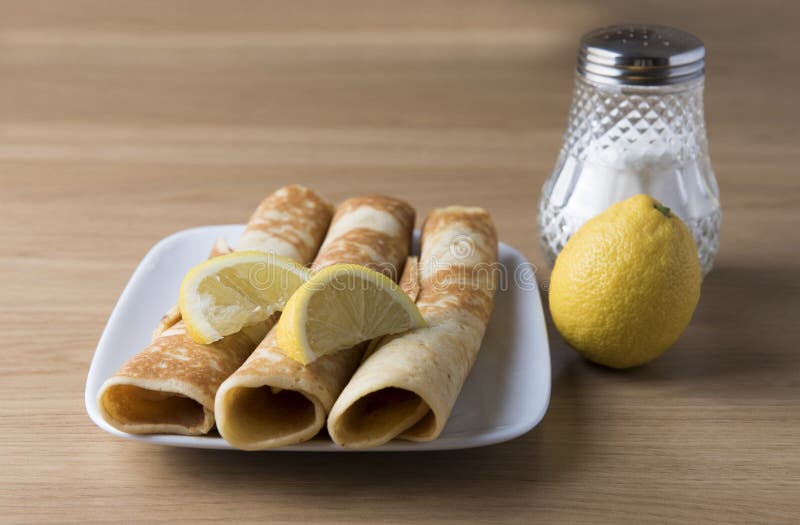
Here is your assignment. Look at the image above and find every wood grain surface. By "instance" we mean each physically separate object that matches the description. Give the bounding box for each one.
[1,1,798,523]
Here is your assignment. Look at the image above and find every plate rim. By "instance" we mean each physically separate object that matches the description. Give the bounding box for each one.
[85,224,551,452]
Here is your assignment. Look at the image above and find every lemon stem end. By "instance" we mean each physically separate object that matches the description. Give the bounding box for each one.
[654,202,672,218]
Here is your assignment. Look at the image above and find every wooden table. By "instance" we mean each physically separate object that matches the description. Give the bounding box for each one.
[2,1,798,523]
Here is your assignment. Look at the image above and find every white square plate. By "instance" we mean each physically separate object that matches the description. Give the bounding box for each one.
[85,225,551,451]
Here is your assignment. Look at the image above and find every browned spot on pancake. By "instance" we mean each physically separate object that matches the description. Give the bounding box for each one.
[417,263,496,324]
[242,185,334,262]
[333,195,415,233]
[418,284,495,324]
[422,206,498,260]
[314,228,409,279]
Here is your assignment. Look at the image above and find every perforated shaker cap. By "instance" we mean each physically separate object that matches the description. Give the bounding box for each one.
[577,24,705,86]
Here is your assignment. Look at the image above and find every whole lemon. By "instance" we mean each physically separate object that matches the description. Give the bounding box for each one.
[548,194,701,369]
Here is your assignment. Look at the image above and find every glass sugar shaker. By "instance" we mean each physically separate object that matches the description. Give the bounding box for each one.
[538,24,721,276]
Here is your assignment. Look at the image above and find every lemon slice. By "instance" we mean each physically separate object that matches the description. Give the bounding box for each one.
[276,264,426,365]
[180,251,311,344]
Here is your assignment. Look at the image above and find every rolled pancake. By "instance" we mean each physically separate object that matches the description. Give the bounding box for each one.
[328,206,498,449]
[215,195,415,450]
[97,185,333,435]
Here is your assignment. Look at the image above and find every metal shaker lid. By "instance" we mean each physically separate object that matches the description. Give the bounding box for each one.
[578,24,705,86]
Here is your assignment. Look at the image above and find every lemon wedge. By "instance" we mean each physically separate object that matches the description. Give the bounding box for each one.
[180,251,311,344]
[276,264,426,365]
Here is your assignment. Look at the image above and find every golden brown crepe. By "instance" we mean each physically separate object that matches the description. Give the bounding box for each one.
[327,206,498,449]
[97,185,333,435]
[215,195,415,450]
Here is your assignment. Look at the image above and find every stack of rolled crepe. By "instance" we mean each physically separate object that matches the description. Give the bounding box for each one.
[97,185,333,435]
[328,206,498,449]
[215,195,415,450]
